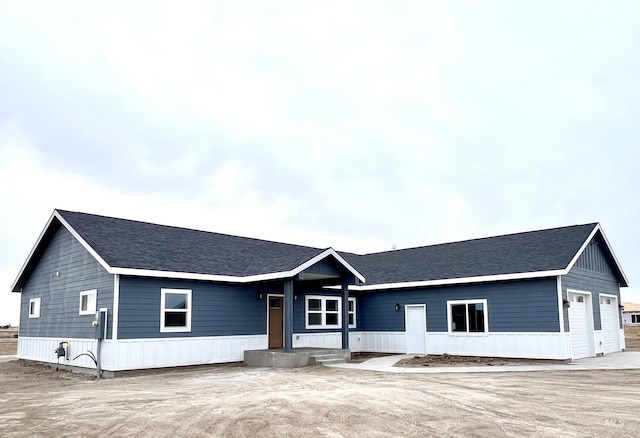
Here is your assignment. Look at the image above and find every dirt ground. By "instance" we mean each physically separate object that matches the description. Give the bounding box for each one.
[1,360,639,438]
[396,354,565,367]
[624,325,640,351]
[0,340,17,355]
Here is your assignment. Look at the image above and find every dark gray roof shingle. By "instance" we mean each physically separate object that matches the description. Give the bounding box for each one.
[54,210,621,287]
[57,210,327,277]
[339,223,599,285]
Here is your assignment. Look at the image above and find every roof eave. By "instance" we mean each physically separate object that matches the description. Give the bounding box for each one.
[11,210,115,293]
[111,248,366,285]
[564,223,629,287]
[342,269,567,292]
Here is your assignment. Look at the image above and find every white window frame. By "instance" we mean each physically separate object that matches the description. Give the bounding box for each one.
[348,297,357,329]
[79,289,98,315]
[632,314,640,324]
[28,297,41,318]
[447,299,489,334]
[160,288,192,333]
[305,295,342,329]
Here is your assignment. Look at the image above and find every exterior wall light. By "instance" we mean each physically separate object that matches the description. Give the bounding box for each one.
[256,292,263,300]
[395,303,400,311]
[563,298,570,308]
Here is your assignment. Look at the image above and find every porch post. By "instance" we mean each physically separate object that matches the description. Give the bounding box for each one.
[284,279,294,353]
[341,282,349,349]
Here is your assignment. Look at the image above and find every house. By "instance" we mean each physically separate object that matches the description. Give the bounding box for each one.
[11,210,628,373]
[622,302,640,325]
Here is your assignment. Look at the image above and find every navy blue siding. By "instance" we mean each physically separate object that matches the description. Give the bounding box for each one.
[117,276,278,338]
[19,224,114,339]
[357,278,559,333]
[562,240,622,331]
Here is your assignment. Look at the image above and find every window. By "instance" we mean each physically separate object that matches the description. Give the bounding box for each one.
[448,299,488,333]
[79,290,97,315]
[306,296,342,329]
[631,314,640,324]
[161,289,192,333]
[28,298,41,318]
[348,297,357,328]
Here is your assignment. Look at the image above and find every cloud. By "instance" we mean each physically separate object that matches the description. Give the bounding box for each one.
[1,1,640,324]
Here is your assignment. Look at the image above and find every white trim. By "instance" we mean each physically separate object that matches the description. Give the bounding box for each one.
[348,297,357,329]
[11,211,59,292]
[112,274,119,340]
[79,289,97,315]
[342,269,566,292]
[266,293,284,349]
[447,299,489,333]
[305,295,342,329]
[596,225,630,285]
[28,297,41,318]
[109,248,365,284]
[564,226,600,275]
[564,223,629,286]
[557,276,565,333]
[160,289,192,333]
[54,211,113,273]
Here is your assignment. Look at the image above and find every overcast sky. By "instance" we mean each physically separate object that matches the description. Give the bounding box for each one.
[1,1,639,325]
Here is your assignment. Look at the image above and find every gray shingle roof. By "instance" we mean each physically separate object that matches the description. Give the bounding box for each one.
[45,211,625,288]
[339,223,599,285]
[57,210,327,277]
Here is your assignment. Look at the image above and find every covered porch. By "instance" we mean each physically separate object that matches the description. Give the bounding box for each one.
[249,249,364,366]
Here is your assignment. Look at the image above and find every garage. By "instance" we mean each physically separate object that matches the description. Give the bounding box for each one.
[568,291,594,359]
[599,295,620,354]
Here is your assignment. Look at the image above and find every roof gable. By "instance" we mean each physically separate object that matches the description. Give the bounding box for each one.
[341,222,628,290]
[11,210,364,291]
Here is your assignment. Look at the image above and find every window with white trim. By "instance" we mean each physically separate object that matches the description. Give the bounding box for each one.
[161,289,192,333]
[348,297,356,328]
[448,299,488,333]
[29,298,41,318]
[306,296,342,329]
[631,314,640,324]
[79,289,97,315]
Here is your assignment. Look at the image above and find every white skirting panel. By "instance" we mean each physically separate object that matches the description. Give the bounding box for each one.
[101,335,268,371]
[292,332,342,349]
[18,337,100,369]
[289,332,398,353]
[426,332,572,360]
[359,332,407,353]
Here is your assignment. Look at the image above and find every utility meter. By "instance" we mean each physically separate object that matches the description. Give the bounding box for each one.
[93,310,107,340]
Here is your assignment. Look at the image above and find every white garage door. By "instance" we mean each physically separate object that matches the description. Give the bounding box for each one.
[568,292,593,359]
[405,305,427,354]
[599,295,620,354]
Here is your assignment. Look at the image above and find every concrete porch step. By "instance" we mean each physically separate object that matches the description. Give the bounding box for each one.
[310,354,347,366]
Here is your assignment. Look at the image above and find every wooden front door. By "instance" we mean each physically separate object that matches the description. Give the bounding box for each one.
[268,296,284,349]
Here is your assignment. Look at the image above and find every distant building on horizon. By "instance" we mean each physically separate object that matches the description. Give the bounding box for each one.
[623,302,640,325]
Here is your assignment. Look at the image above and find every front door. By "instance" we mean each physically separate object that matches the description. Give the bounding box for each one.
[268,295,284,349]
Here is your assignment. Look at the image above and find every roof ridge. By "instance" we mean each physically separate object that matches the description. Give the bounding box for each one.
[361,222,599,256]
